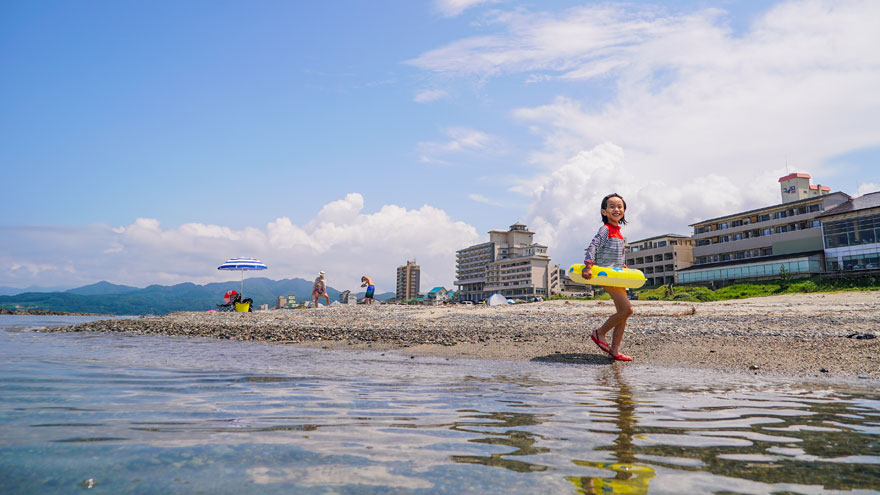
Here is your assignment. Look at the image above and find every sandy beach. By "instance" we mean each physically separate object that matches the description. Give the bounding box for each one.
[50,292,879,381]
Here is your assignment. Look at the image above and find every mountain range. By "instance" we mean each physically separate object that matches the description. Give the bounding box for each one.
[0,278,395,315]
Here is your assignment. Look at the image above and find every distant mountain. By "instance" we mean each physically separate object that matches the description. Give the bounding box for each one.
[66,281,140,296]
[0,285,73,296]
[356,291,396,301]
[0,277,343,315]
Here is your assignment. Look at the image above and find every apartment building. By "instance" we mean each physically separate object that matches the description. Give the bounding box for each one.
[558,267,591,296]
[625,234,694,286]
[819,191,880,273]
[455,222,559,302]
[779,172,831,203]
[679,174,849,284]
[396,260,421,300]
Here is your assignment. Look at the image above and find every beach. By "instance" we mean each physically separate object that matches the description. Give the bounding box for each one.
[49,292,879,380]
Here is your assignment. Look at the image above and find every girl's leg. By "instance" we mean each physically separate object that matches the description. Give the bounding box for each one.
[606,287,634,355]
[593,287,632,343]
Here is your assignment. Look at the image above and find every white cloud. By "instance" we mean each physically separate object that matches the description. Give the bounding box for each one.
[856,182,879,197]
[417,126,496,163]
[412,0,880,266]
[413,89,449,103]
[435,0,500,18]
[0,195,481,293]
[468,193,504,206]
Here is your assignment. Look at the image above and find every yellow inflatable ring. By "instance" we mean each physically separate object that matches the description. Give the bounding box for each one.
[567,264,647,289]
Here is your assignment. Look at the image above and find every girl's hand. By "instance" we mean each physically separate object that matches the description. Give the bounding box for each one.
[581,266,592,279]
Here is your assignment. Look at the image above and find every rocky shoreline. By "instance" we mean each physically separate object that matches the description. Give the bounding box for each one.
[0,308,108,316]
[45,292,879,381]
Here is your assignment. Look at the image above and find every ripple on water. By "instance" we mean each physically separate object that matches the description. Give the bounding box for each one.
[0,329,878,495]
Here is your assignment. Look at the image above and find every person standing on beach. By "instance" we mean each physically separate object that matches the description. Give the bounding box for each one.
[360,275,375,305]
[312,271,330,308]
[583,193,634,361]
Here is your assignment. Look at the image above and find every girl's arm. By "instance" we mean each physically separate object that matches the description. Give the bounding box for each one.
[584,226,608,265]
[582,226,608,279]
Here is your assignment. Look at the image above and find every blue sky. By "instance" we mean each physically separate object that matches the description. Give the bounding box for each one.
[2,0,879,293]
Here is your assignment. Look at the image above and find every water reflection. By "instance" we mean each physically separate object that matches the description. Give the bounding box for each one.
[569,365,655,494]
[1,329,879,495]
[450,411,551,472]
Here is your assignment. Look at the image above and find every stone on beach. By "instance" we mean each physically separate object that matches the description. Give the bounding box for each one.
[46,292,880,380]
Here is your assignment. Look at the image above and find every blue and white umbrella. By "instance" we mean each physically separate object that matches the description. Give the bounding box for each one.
[218,257,267,294]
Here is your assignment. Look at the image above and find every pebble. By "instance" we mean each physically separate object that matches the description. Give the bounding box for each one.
[38,297,880,380]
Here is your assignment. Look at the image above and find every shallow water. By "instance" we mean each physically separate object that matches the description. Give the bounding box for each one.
[0,317,878,494]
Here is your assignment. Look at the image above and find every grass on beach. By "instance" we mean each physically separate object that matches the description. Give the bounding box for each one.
[636,275,879,302]
[549,275,879,303]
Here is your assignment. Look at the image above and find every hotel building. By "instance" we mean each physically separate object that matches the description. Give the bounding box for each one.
[625,234,694,286]
[819,191,880,273]
[678,173,849,284]
[455,222,560,302]
[396,260,421,300]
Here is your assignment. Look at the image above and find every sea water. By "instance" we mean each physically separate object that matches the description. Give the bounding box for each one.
[0,316,877,494]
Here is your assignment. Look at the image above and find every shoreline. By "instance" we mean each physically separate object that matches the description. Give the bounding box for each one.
[45,292,879,381]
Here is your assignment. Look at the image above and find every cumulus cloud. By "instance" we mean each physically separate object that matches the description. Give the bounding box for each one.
[0,195,481,292]
[411,0,880,265]
[435,0,500,18]
[856,183,879,197]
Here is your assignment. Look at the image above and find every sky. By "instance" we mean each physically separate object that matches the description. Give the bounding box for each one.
[2,0,879,294]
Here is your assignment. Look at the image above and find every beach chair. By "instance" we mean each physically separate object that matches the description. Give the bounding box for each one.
[218,291,241,312]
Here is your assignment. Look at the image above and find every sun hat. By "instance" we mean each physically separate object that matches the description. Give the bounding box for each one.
[319,271,325,275]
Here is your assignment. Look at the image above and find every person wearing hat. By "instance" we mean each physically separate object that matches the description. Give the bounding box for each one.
[312,271,330,308]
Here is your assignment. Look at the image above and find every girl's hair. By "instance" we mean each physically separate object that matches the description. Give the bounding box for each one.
[601,193,627,225]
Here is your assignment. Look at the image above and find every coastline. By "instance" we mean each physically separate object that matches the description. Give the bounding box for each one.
[46,292,879,381]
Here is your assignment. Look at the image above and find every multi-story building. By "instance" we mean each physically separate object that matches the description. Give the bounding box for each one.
[455,222,560,302]
[779,172,831,203]
[558,267,591,296]
[338,290,357,305]
[819,191,880,273]
[625,234,694,286]
[396,260,421,300]
[679,174,849,284]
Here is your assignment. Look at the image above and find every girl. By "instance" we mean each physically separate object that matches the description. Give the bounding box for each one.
[583,193,634,361]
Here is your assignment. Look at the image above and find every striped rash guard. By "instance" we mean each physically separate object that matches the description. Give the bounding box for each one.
[584,223,626,268]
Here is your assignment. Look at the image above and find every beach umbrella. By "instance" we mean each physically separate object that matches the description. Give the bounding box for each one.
[217,257,267,294]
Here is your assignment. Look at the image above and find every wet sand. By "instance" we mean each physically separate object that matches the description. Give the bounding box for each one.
[50,292,879,381]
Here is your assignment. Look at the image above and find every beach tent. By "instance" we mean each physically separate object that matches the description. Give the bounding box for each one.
[487,294,507,307]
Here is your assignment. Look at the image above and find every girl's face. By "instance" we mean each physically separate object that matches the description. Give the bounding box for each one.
[602,196,626,225]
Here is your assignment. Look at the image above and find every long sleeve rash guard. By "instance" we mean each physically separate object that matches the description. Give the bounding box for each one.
[584,223,625,268]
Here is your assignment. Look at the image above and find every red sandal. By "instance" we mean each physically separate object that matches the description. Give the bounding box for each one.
[611,352,632,361]
[590,330,611,354]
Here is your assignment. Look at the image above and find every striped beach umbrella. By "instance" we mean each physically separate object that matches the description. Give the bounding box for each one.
[218,257,267,294]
